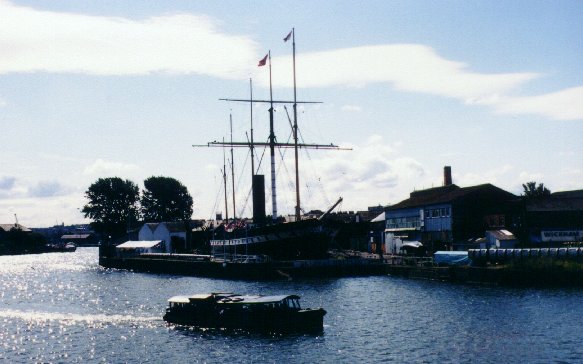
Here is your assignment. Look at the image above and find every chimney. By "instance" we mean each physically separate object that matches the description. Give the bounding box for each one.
[443,166,452,186]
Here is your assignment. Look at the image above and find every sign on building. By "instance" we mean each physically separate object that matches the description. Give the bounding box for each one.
[541,230,583,242]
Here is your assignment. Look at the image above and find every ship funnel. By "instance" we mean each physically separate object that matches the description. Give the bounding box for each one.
[252,175,266,225]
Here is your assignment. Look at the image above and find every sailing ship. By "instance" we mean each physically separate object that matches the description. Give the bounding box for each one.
[197,29,348,261]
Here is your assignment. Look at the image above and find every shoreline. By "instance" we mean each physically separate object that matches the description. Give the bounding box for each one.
[99,251,583,286]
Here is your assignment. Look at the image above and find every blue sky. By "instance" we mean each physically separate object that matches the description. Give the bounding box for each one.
[1,0,582,227]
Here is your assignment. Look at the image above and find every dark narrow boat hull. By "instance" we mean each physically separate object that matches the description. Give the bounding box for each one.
[163,308,326,332]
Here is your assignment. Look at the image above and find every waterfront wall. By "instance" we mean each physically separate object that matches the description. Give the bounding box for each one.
[385,264,583,287]
[99,255,387,280]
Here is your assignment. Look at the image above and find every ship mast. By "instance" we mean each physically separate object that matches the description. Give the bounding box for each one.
[222,137,229,223]
[230,114,236,220]
[268,51,277,221]
[196,35,350,224]
[290,28,301,222]
[249,78,255,178]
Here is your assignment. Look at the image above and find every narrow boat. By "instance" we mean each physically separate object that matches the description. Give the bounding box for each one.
[163,292,326,332]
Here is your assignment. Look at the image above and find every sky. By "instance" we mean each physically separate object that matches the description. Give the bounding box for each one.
[1,0,582,228]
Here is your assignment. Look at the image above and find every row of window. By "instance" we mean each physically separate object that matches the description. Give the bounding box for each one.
[425,207,451,219]
[386,207,451,228]
[386,216,421,229]
[387,216,419,224]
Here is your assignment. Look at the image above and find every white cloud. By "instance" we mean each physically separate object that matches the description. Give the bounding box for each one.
[264,45,582,121]
[456,164,514,187]
[1,1,579,122]
[518,171,545,182]
[0,193,87,227]
[341,105,362,112]
[83,159,139,175]
[266,44,538,101]
[0,176,27,199]
[29,180,72,198]
[492,86,583,121]
[0,1,258,78]
[557,168,583,191]
[0,176,16,190]
[287,135,428,211]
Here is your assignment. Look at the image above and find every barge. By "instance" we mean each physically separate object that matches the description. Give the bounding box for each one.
[163,292,326,332]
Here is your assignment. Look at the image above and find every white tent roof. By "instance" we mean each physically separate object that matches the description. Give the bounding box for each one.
[116,240,162,249]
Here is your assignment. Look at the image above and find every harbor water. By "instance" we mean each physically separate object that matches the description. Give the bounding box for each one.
[1,248,582,363]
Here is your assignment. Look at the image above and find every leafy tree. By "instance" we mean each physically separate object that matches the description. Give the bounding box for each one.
[522,181,551,199]
[141,176,193,222]
[82,177,140,239]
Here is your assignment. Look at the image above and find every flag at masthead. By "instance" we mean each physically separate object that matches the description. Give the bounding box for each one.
[258,54,268,67]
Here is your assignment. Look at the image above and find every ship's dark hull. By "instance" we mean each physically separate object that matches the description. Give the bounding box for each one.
[211,219,335,260]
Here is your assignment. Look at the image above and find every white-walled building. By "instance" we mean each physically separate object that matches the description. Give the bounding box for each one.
[138,223,158,241]
[137,222,188,253]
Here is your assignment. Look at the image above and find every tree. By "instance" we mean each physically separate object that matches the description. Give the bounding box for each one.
[82,177,140,239]
[522,181,551,199]
[141,176,193,222]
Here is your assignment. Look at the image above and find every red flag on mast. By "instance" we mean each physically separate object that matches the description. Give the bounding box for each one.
[258,54,268,67]
[283,30,292,42]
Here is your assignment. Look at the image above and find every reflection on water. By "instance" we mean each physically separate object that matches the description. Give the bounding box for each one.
[1,248,583,363]
[0,309,160,327]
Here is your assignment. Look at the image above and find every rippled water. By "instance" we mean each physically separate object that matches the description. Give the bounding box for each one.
[1,248,582,363]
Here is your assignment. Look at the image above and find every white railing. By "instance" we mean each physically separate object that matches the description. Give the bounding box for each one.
[210,237,256,247]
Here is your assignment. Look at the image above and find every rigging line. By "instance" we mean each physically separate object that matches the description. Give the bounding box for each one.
[209,173,224,221]
[276,146,294,213]
[277,146,293,189]
[235,148,250,193]
[275,125,298,214]
[235,150,251,217]
[239,186,253,218]
[295,123,332,208]
[255,138,269,174]
[284,115,331,209]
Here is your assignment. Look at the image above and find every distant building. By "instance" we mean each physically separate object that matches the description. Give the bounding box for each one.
[0,223,31,234]
[523,189,583,245]
[136,221,204,253]
[485,230,518,249]
[32,224,93,244]
[384,166,518,253]
[60,233,98,246]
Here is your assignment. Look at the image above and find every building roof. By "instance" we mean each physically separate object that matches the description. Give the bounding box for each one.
[526,191,583,212]
[163,222,188,233]
[371,212,385,222]
[0,223,31,232]
[144,223,159,233]
[387,184,516,210]
[551,189,583,199]
[487,230,517,241]
[142,221,202,233]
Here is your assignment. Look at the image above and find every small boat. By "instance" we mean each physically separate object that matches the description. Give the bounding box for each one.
[44,242,77,253]
[163,292,326,332]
